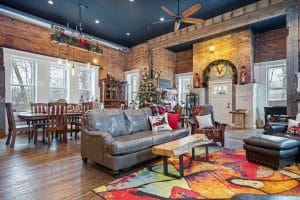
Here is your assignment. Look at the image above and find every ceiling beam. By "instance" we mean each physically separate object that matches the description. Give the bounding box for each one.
[147,0,298,50]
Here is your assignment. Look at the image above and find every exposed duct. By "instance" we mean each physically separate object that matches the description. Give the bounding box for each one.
[0,5,131,53]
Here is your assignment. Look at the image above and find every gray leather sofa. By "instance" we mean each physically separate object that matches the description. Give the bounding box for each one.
[81,108,189,174]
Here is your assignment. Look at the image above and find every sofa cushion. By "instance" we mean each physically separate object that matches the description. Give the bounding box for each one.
[86,109,128,137]
[244,135,300,150]
[123,109,149,134]
[151,131,173,145]
[109,131,153,155]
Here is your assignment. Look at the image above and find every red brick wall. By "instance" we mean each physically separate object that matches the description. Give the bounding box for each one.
[126,43,148,71]
[152,48,176,85]
[193,30,251,82]
[175,50,193,74]
[254,28,288,63]
[0,14,127,80]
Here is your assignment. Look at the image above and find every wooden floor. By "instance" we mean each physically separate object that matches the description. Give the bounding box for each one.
[0,128,263,200]
[0,134,117,200]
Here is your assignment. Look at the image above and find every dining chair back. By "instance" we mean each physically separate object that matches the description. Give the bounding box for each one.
[31,103,48,113]
[5,103,33,147]
[45,102,67,145]
[82,102,93,113]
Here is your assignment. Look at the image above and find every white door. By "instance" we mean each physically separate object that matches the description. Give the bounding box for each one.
[209,80,232,125]
[126,71,139,104]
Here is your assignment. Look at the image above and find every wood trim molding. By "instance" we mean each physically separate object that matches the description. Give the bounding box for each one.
[147,0,298,50]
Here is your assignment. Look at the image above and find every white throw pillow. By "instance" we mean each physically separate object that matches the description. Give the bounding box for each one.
[195,114,213,129]
[296,113,300,122]
[149,113,172,132]
[287,119,300,133]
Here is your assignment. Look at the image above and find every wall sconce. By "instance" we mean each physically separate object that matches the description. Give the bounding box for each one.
[93,58,98,64]
[209,44,215,53]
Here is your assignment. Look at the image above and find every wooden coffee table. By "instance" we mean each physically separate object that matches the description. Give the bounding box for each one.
[152,134,212,178]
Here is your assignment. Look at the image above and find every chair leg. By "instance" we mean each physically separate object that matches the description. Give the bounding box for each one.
[10,131,17,148]
[64,131,67,143]
[6,130,12,145]
[47,131,51,146]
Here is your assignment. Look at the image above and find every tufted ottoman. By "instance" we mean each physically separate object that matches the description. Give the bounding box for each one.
[243,135,300,169]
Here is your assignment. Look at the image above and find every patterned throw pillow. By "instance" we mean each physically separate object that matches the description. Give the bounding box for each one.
[149,113,172,131]
[150,105,165,116]
[195,114,214,129]
[287,119,300,135]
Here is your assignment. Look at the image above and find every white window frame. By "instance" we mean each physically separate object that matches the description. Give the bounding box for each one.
[267,66,286,101]
[125,69,140,104]
[10,55,37,109]
[49,62,67,101]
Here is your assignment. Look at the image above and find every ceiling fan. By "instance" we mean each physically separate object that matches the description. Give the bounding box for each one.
[154,0,204,32]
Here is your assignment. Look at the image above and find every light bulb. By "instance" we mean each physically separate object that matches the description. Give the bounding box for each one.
[71,65,75,76]
[209,45,215,53]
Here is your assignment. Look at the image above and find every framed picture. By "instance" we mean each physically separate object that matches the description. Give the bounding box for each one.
[159,79,171,89]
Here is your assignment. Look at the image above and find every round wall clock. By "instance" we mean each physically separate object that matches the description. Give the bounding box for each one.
[154,71,160,79]
[212,64,227,77]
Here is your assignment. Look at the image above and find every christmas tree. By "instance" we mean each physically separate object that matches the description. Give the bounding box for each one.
[137,76,161,108]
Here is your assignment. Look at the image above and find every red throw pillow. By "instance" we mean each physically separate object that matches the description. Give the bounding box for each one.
[159,107,166,114]
[168,113,180,130]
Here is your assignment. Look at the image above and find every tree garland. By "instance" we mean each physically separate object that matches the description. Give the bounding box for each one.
[50,29,103,54]
[201,59,238,87]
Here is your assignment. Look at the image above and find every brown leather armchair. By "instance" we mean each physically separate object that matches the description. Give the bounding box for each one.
[190,105,226,147]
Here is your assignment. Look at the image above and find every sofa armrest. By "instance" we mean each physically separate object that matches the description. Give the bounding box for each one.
[215,121,227,131]
[81,129,114,144]
[264,123,288,135]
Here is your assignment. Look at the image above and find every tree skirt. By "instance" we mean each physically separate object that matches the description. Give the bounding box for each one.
[93,149,300,199]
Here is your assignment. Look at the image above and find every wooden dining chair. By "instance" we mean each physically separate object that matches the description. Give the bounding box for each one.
[67,103,81,139]
[31,103,48,143]
[82,102,93,113]
[44,102,67,145]
[5,103,34,147]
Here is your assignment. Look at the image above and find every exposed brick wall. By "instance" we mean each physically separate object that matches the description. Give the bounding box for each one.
[126,43,148,72]
[152,48,176,85]
[193,30,251,82]
[0,14,127,81]
[254,28,288,63]
[175,50,193,74]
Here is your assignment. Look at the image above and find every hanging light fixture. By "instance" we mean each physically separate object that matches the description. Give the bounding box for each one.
[209,40,215,53]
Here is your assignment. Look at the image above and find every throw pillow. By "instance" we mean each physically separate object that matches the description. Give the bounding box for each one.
[167,112,180,129]
[149,113,172,131]
[150,105,165,116]
[195,114,213,129]
[287,119,300,134]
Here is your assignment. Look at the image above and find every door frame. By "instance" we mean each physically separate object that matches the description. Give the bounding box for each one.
[125,69,140,104]
[208,79,233,125]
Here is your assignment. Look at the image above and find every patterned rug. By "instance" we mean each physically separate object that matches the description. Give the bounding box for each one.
[93,149,300,199]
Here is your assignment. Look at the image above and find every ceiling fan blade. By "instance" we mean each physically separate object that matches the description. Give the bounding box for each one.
[182,18,204,25]
[152,19,174,25]
[182,4,201,18]
[174,21,180,32]
[161,6,177,18]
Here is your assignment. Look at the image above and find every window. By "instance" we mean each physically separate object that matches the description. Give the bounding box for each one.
[79,69,92,101]
[49,64,67,101]
[11,57,36,110]
[267,66,286,104]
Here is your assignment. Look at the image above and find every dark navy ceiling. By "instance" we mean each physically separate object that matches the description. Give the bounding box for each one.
[0,0,262,48]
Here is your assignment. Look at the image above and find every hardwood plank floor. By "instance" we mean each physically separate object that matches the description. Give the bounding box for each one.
[0,128,263,200]
[0,134,116,200]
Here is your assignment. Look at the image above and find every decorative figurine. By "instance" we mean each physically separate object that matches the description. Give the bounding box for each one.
[239,66,247,84]
[193,73,201,88]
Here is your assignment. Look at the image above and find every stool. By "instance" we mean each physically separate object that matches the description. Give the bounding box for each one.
[243,135,300,169]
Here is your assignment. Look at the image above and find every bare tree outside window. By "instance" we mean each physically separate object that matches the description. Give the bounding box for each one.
[267,66,286,105]
[49,65,66,101]
[11,58,35,110]
[79,70,91,101]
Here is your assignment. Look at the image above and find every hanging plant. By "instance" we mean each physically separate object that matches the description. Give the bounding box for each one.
[201,59,238,87]
[50,28,103,54]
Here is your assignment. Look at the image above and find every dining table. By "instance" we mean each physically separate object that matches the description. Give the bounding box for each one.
[18,112,83,144]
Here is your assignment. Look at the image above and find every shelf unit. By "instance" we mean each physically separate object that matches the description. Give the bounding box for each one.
[99,79,127,108]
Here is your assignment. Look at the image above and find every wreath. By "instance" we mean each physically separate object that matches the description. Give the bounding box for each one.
[201,59,238,87]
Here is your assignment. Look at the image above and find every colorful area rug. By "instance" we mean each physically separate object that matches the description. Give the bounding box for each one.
[93,149,300,199]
